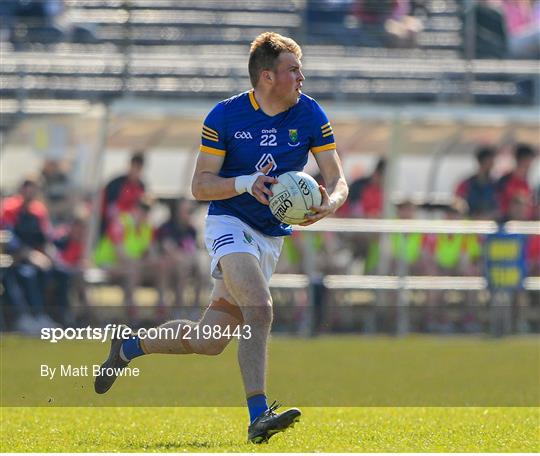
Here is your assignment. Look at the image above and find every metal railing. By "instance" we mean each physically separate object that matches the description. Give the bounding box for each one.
[290,217,539,335]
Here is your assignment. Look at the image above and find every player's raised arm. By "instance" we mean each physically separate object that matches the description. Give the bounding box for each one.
[301,149,348,226]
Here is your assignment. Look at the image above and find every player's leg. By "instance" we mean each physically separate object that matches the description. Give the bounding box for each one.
[142,279,242,356]
[219,253,272,400]
[94,280,241,394]
[218,252,301,443]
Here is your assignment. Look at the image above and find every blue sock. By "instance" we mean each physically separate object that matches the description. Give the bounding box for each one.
[247,394,268,423]
[120,336,145,361]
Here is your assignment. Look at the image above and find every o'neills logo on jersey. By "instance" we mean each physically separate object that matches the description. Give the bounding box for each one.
[261,128,277,134]
[234,131,253,139]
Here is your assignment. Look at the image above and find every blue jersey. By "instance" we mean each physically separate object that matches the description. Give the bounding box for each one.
[200,90,336,237]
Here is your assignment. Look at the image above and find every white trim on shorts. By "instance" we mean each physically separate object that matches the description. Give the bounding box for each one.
[204,215,284,282]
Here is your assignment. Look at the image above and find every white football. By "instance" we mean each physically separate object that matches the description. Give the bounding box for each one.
[269,171,322,225]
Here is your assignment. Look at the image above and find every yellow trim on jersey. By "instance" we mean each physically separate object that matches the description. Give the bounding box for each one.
[322,131,334,138]
[202,133,219,142]
[249,90,260,111]
[200,145,226,156]
[320,122,330,129]
[322,127,333,135]
[202,125,218,138]
[311,142,336,154]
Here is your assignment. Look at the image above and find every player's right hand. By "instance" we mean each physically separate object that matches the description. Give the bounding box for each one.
[252,162,278,205]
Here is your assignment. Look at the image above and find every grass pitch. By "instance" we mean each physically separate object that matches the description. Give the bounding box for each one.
[1,334,539,451]
[1,406,538,452]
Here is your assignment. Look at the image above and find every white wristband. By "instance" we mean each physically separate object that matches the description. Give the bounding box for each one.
[235,172,264,196]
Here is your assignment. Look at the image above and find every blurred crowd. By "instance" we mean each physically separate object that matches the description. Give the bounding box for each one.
[285,142,538,334]
[0,152,203,334]
[1,0,538,58]
[1,143,537,334]
[333,143,539,277]
[0,0,96,45]
[301,0,540,58]
[471,0,540,59]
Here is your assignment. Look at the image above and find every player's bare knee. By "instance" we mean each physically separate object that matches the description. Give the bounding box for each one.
[203,339,228,356]
[244,303,273,327]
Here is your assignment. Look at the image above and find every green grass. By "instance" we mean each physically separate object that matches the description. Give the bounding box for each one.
[2,335,538,406]
[1,406,538,452]
[1,334,539,451]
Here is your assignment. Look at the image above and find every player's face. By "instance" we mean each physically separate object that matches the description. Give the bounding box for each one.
[271,52,304,107]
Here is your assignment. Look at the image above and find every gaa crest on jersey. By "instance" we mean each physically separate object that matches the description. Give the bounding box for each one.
[288,129,300,147]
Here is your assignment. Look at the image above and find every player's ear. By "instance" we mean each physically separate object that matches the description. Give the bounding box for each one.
[262,70,272,83]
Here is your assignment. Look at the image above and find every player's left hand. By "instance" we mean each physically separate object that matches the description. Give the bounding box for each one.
[300,185,335,226]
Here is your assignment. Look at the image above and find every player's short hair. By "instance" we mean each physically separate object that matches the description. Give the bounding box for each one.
[248,32,302,87]
[475,146,495,164]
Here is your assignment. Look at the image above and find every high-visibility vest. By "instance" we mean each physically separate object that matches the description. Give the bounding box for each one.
[94,213,152,266]
[282,233,324,266]
[390,233,423,264]
[365,233,423,273]
[435,233,481,269]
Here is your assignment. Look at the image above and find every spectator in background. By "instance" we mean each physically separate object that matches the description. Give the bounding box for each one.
[340,157,386,218]
[389,200,431,275]
[0,178,58,332]
[39,158,73,226]
[352,0,422,48]
[497,191,538,333]
[10,0,66,44]
[100,151,146,235]
[305,0,356,45]
[94,195,160,320]
[425,199,482,333]
[157,197,202,312]
[469,0,508,58]
[430,199,482,277]
[493,188,540,333]
[455,146,498,219]
[528,186,540,276]
[337,158,386,273]
[502,0,540,59]
[9,0,96,45]
[496,143,536,219]
[50,210,89,325]
[0,0,17,42]
[364,199,431,274]
[358,159,385,218]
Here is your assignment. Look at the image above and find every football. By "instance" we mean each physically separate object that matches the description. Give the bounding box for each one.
[269,171,322,224]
